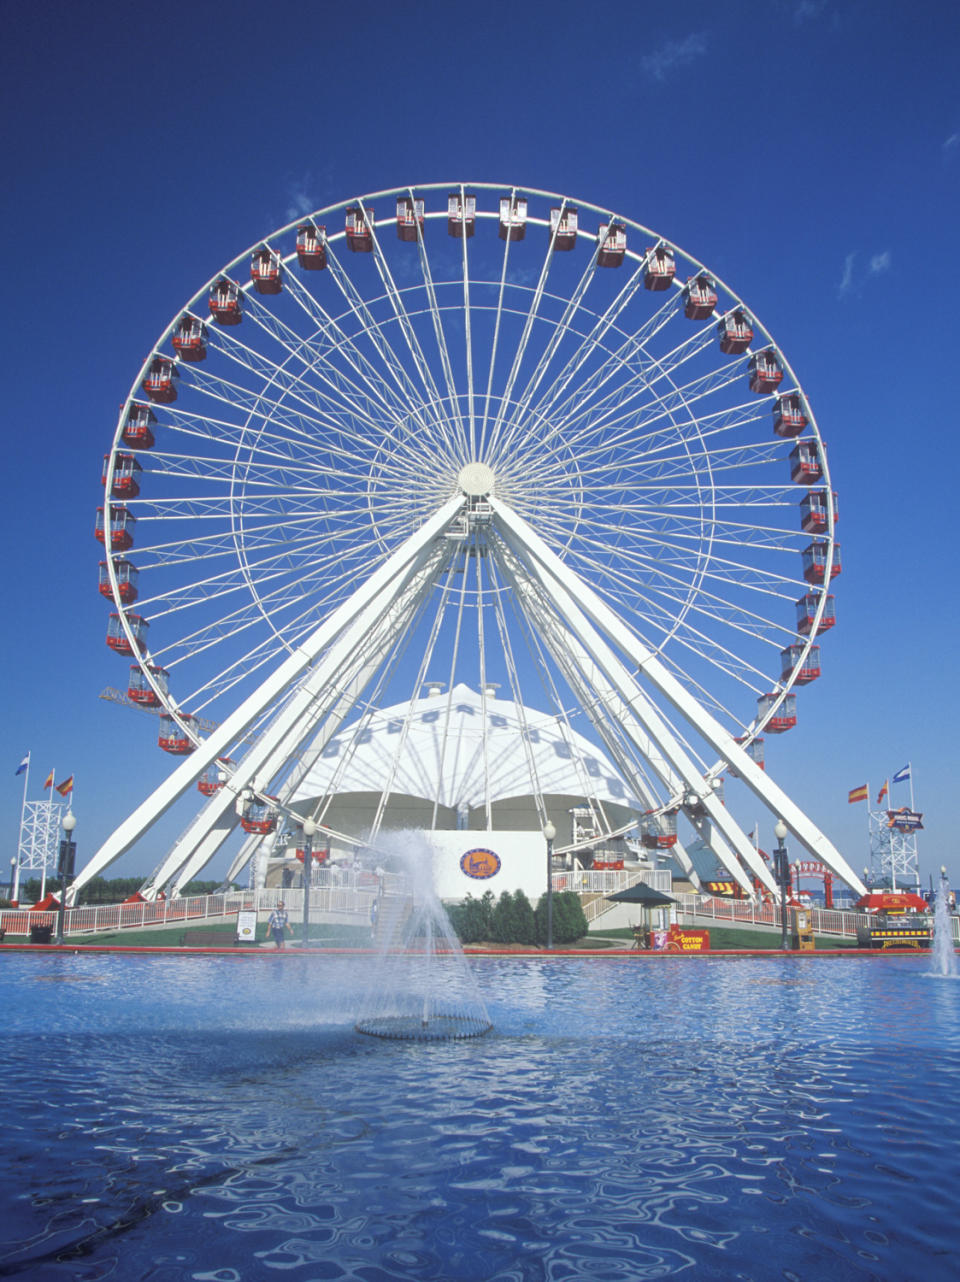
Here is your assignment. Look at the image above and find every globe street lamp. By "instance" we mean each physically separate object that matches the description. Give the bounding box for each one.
[301,817,316,948]
[774,819,789,951]
[56,811,77,945]
[542,820,556,950]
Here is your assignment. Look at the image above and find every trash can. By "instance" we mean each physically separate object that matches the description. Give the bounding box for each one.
[29,924,53,944]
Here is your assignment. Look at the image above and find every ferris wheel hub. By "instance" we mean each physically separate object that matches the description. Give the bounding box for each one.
[458,462,495,497]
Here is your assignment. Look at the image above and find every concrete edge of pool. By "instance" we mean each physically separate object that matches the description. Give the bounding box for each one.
[1,942,953,959]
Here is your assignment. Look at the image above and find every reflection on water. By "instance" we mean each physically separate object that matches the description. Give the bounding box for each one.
[0,953,958,1281]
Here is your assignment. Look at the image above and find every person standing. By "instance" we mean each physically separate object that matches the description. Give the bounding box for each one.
[268,900,292,949]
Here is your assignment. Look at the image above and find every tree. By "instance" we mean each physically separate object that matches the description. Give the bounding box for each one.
[491,890,518,943]
[512,889,536,945]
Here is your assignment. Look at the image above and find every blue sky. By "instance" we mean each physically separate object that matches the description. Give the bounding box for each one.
[3,0,958,888]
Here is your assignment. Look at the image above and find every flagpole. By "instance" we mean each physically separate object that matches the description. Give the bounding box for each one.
[14,752,30,901]
[40,771,56,901]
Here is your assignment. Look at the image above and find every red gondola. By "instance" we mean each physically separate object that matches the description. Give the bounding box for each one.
[748,349,783,394]
[683,274,718,320]
[396,196,424,242]
[640,810,678,848]
[796,592,836,635]
[780,643,821,684]
[717,308,753,353]
[171,315,207,362]
[121,402,156,449]
[800,489,838,533]
[499,195,527,241]
[240,799,277,835]
[141,356,178,403]
[209,277,243,325]
[757,692,797,733]
[773,392,807,437]
[127,663,169,707]
[802,541,841,583]
[644,245,675,291]
[99,558,139,604]
[447,191,476,237]
[345,205,374,252]
[102,453,142,498]
[295,222,327,269]
[597,220,626,267]
[158,713,198,755]
[95,505,136,551]
[106,612,148,654]
[198,758,232,795]
[251,247,283,294]
[789,439,822,484]
[549,205,578,250]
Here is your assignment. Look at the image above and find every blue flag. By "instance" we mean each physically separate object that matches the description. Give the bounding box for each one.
[15,754,28,776]
[892,765,911,784]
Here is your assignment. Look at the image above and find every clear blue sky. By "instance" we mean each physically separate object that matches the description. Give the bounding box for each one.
[3,0,958,887]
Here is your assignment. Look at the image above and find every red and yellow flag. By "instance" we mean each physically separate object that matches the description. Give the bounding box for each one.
[55,776,74,796]
[43,770,54,790]
[877,781,889,804]
[847,784,869,803]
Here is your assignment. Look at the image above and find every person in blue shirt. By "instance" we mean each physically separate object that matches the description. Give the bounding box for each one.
[268,901,292,949]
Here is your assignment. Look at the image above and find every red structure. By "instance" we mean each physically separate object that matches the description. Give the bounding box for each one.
[748,349,783,394]
[796,592,836,635]
[99,559,138,604]
[757,692,797,733]
[791,859,835,908]
[447,191,476,237]
[789,439,822,484]
[396,196,424,242]
[198,758,232,795]
[171,315,207,362]
[802,541,841,584]
[683,274,718,319]
[644,245,675,290]
[209,277,243,325]
[800,489,838,533]
[597,220,626,267]
[240,799,277,834]
[158,714,198,755]
[103,453,142,498]
[141,356,178,403]
[121,403,156,449]
[640,810,678,848]
[731,735,765,775]
[549,206,578,250]
[345,205,374,252]
[780,642,821,684]
[773,392,808,437]
[498,195,527,241]
[127,664,169,707]
[106,612,148,655]
[95,505,135,551]
[296,223,327,269]
[717,308,753,353]
[251,247,283,294]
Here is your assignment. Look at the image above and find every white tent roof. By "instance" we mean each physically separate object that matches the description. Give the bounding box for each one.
[293,683,642,811]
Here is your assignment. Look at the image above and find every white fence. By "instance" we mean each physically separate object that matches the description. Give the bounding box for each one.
[675,893,960,943]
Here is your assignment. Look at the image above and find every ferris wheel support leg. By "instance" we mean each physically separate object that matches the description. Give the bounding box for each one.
[491,497,866,898]
[165,597,426,896]
[515,581,706,891]
[70,500,465,901]
[495,517,775,896]
[136,560,440,896]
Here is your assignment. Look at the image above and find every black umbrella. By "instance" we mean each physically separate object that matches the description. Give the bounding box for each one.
[605,883,676,906]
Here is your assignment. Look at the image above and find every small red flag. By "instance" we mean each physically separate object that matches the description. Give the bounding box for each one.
[55,776,74,796]
[43,770,55,789]
[847,784,868,803]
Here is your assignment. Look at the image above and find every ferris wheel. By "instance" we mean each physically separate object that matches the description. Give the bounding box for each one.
[89,182,855,899]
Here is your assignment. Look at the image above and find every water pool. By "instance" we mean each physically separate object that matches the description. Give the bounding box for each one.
[0,952,957,1281]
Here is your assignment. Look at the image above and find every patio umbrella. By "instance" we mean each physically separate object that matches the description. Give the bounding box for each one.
[605,883,676,905]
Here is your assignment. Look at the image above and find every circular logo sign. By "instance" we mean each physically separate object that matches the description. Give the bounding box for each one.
[460,848,501,880]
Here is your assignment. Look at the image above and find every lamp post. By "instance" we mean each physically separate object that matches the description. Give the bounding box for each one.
[542,820,556,950]
[774,819,789,950]
[301,817,316,948]
[8,858,15,901]
[56,811,77,945]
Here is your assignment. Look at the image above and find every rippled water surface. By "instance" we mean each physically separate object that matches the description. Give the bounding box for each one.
[1,952,958,1281]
